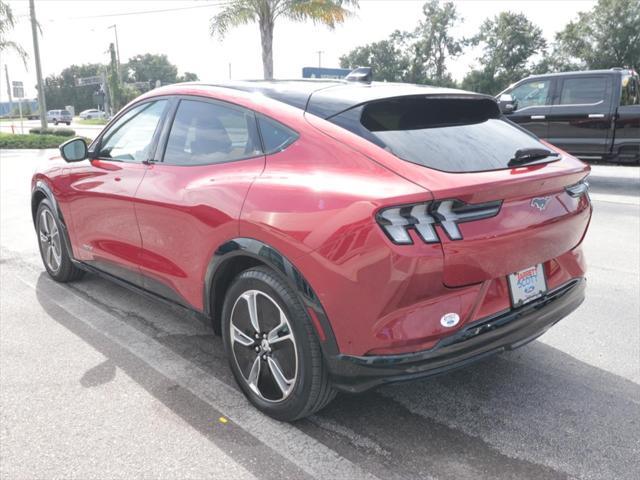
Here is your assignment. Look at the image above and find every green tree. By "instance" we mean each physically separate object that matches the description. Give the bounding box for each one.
[0,0,28,65]
[403,0,462,85]
[178,72,199,82]
[210,0,359,79]
[340,1,461,86]
[126,53,178,84]
[462,12,546,94]
[44,63,104,111]
[553,0,639,70]
[339,37,408,82]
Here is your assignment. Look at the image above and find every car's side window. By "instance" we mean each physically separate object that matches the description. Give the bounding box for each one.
[620,75,639,106]
[558,76,607,105]
[510,80,551,109]
[97,100,167,162]
[163,99,262,166]
[257,115,299,154]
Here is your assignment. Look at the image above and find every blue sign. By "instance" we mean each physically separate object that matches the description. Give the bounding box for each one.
[302,67,351,79]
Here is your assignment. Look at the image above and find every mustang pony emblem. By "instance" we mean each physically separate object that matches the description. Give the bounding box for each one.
[530,197,550,211]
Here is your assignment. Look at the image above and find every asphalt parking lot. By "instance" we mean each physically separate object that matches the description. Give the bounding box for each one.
[1,149,639,480]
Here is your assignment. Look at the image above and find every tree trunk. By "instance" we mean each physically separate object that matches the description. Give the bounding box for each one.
[259,16,274,80]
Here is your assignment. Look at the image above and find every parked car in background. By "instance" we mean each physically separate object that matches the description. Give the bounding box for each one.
[46,109,72,126]
[79,109,106,120]
[498,68,640,164]
[31,79,591,421]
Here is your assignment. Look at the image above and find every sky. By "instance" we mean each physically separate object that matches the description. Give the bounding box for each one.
[0,0,597,102]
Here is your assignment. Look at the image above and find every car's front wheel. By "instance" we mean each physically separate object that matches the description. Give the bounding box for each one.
[36,200,84,282]
[222,266,335,421]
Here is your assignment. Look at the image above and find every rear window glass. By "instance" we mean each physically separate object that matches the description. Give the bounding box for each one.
[329,96,549,173]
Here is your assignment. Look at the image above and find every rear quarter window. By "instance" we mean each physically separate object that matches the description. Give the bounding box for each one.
[328,96,549,173]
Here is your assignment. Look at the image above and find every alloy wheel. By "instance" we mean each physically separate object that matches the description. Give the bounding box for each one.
[229,290,298,402]
[39,209,62,273]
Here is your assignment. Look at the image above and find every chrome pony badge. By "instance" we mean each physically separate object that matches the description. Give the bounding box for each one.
[530,197,550,211]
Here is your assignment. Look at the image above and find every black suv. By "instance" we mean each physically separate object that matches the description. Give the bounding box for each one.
[498,68,639,164]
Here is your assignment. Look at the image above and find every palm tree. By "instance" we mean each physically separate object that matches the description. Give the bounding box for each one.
[0,0,28,65]
[211,0,359,80]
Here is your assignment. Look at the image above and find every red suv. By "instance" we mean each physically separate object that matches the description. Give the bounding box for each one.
[32,80,591,421]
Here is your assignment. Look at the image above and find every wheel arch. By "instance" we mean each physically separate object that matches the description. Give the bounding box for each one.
[204,238,339,356]
[31,180,74,260]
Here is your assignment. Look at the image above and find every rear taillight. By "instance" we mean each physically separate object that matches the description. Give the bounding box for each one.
[376,199,502,245]
[565,178,590,198]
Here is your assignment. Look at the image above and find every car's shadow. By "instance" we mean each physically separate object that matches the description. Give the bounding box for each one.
[35,272,640,480]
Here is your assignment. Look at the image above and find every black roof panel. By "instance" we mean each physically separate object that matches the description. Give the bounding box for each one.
[200,80,484,119]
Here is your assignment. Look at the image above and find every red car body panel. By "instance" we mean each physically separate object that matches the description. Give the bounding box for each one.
[135,157,266,309]
[31,83,591,366]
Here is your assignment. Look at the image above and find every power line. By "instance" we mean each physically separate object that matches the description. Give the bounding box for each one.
[17,1,232,22]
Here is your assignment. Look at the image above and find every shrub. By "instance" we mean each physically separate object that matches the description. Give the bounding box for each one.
[29,127,75,137]
[0,133,90,149]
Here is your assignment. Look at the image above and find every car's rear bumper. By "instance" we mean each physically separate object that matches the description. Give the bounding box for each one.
[326,278,585,393]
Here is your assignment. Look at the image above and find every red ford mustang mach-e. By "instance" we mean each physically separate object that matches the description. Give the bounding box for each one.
[32,78,591,420]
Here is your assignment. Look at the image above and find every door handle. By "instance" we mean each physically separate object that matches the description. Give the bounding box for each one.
[588,113,605,118]
[530,115,546,120]
[114,177,121,182]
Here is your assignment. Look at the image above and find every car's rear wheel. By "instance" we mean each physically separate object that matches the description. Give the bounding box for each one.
[222,266,335,421]
[36,200,84,282]
[53,120,58,125]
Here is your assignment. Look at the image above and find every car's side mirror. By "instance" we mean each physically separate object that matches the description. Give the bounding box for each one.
[498,94,517,114]
[59,137,88,162]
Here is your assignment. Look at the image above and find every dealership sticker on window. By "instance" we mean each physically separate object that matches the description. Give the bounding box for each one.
[508,264,547,308]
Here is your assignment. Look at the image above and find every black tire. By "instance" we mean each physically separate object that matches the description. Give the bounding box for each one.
[36,199,84,283]
[53,120,58,125]
[222,266,335,421]
[66,122,71,126]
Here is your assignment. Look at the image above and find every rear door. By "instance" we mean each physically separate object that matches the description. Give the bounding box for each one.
[547,74,614,158]
[504,78,553,139]
[65,99,168,284]
[134,97,266,310]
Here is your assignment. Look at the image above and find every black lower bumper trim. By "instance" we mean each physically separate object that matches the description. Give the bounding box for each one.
[327,278,586,393]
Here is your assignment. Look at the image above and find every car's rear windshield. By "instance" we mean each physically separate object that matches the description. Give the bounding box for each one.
[328,96,551,173]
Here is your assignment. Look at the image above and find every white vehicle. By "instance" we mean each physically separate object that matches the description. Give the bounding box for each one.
[79,109,106,120]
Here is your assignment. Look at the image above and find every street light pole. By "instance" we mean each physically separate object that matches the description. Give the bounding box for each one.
[29,0,47,128]
[316,50,324,69]
[108,24,122,81]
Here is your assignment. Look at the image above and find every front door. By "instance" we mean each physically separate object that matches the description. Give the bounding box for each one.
[504,78,553,139]
[134,97,266,310]
[65,99,168,284]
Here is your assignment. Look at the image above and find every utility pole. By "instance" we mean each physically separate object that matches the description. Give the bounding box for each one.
[228,62,232,80]
[108,24,122,82]
[316,50,324,69]
[29,0,47,128]
[4,66,13,117]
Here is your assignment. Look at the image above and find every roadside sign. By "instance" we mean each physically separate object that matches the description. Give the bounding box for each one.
[11,81,24,98]
[76,76,102,86]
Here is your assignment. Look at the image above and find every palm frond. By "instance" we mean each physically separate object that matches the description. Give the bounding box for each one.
[0,40,28,65]
[279,0,358,27]
[210,0,258,38]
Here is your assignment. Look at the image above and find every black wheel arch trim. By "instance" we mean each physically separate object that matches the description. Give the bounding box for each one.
[204,238,340,356]
[31,181,75,261]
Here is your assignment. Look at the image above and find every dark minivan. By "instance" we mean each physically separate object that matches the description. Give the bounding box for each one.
[498,68,639,164]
